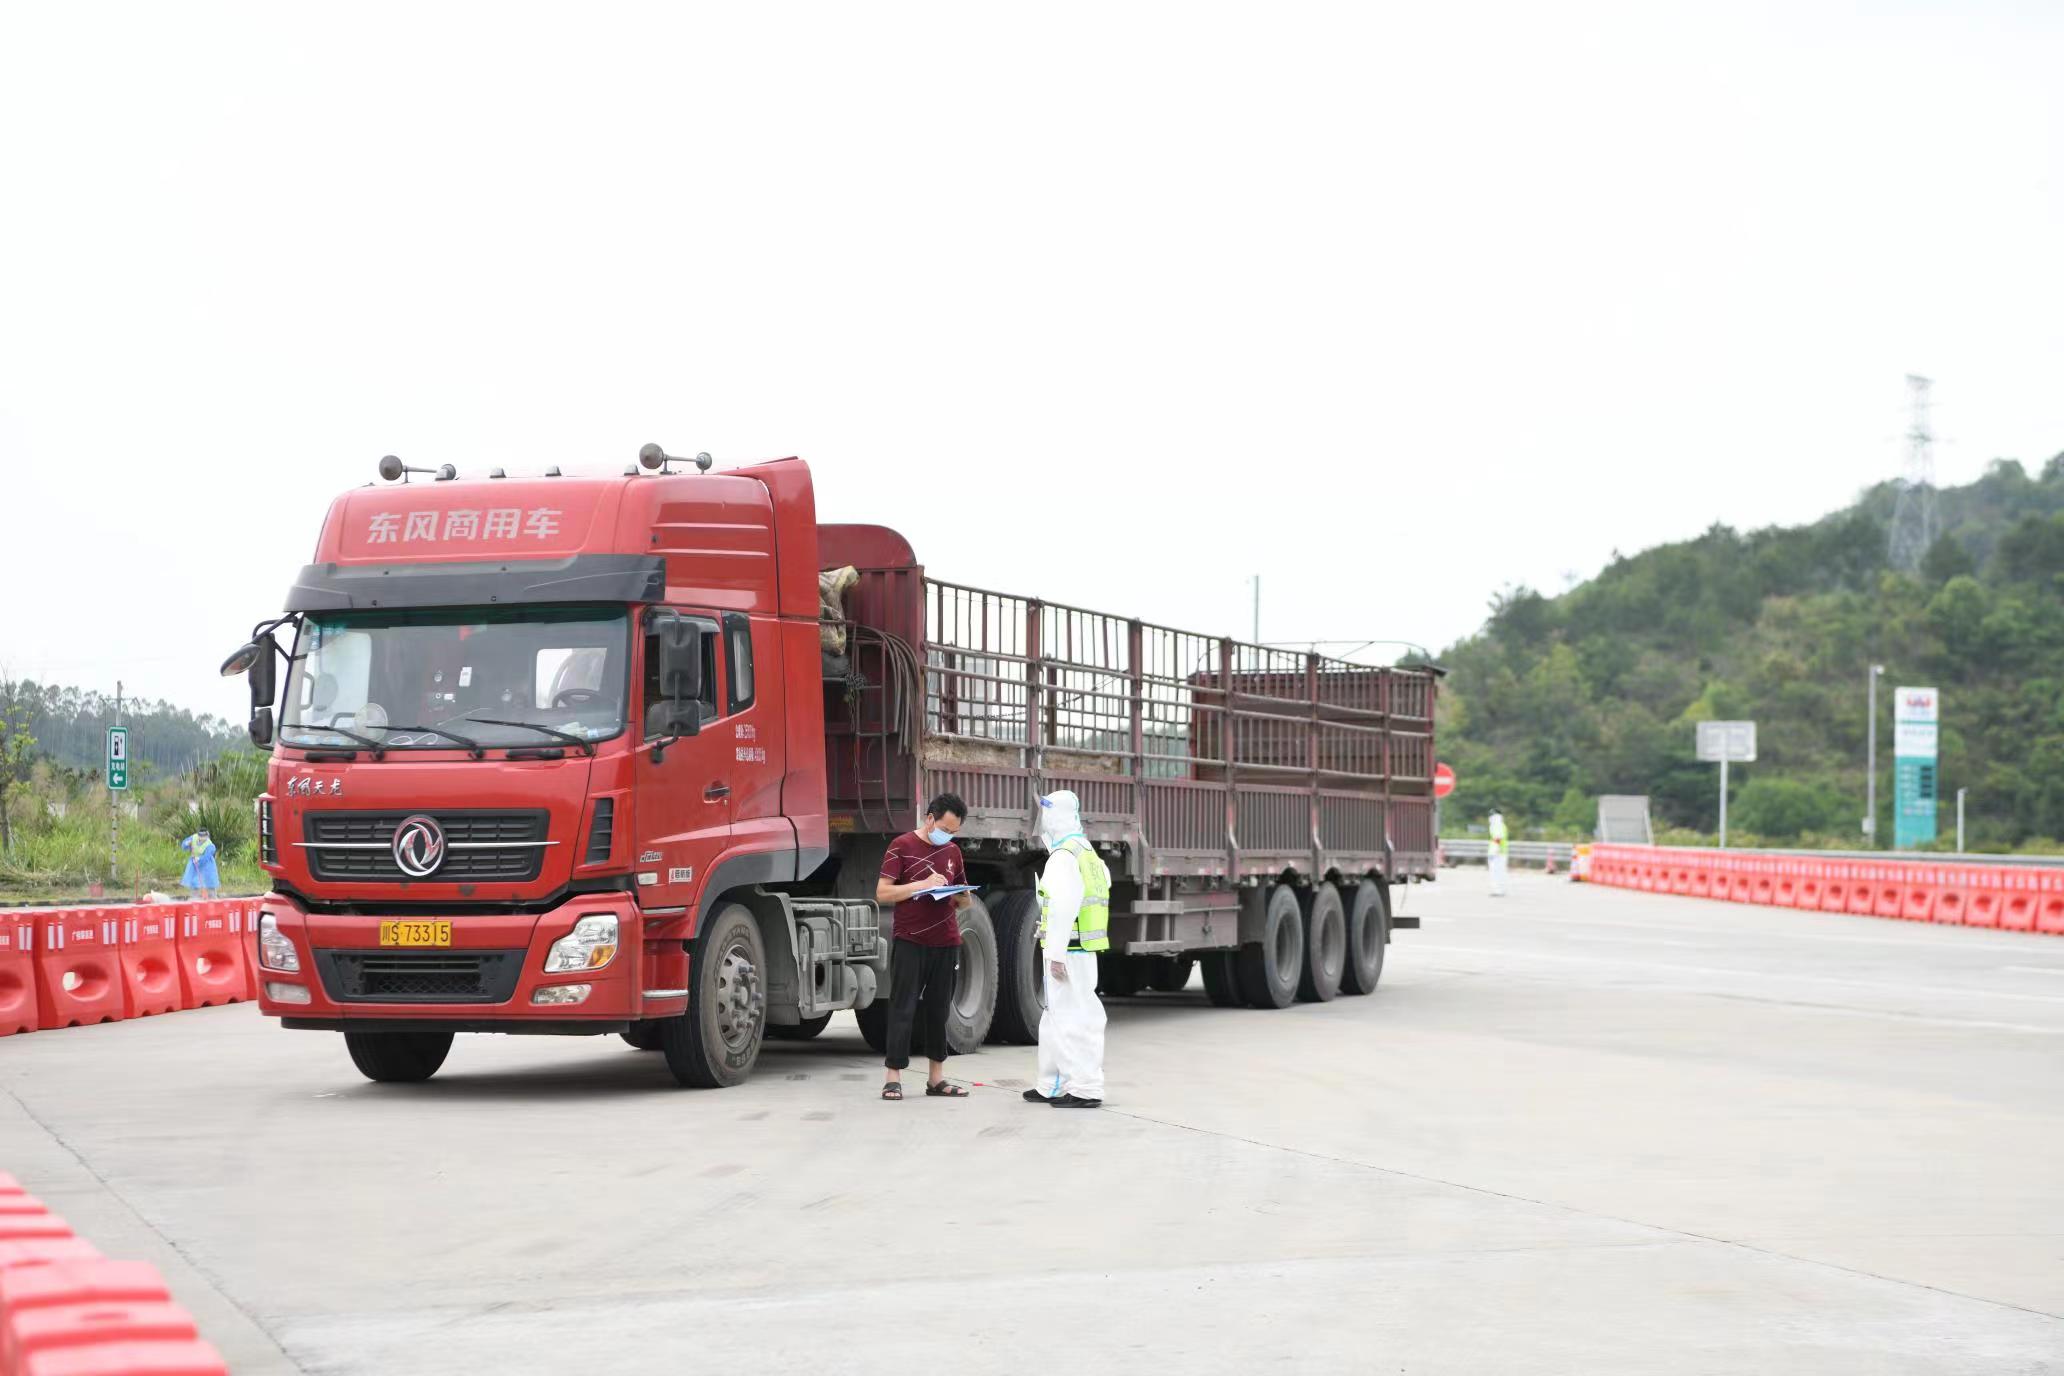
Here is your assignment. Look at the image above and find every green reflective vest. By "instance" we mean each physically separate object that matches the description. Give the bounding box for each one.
[1037,836,1111,952]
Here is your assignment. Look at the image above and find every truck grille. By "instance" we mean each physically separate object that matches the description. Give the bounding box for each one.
[301,811,550,883]
[315,950,524,1004]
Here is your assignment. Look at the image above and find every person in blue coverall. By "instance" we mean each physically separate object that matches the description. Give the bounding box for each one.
[180,828,220,899]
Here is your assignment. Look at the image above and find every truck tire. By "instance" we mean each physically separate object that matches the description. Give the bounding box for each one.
[1096,953,1142,998]
[854,999,889,1055]
[1201,953,1243,1007]
[765,1013,833,1042]
[1237,884,1304,1010]
[987,889,1044,1045]
[1150,957,1196,993]
[662,903,766,1089]
[1341,878,1389,996]
[343,1030,452,1083]
[1296,883,1346,1003]
[620,1021,664,1051]
[946,894,999,1055]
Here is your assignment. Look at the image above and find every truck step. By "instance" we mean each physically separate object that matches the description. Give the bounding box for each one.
[1391,915,1421,929]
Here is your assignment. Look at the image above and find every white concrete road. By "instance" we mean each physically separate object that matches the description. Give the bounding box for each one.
[4,870,2062,1375]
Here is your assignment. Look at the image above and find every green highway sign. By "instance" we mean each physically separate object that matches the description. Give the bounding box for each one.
[107,726,128,791]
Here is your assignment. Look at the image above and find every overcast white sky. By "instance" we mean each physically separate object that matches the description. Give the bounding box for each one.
[3,2,2060,723]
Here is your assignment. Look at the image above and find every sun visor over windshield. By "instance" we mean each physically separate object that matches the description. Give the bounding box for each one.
[285,554,667,612]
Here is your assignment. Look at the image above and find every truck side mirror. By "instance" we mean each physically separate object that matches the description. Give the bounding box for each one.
[221,637,278,743]
[656,617,703,706]
[660,701,702,739]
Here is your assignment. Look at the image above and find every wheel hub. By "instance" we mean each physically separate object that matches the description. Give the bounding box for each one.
[712,943,763,1051]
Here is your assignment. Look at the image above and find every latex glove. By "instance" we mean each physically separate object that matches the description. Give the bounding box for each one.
[1049,960,1068,982]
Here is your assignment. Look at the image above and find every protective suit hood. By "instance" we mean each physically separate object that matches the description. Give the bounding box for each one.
[1038,790,1083,848]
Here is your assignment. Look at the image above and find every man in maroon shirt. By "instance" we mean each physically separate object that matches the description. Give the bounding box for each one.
[875,792,974,1099]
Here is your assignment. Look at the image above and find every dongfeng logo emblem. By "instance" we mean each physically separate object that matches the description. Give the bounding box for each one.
[391,814,446,878]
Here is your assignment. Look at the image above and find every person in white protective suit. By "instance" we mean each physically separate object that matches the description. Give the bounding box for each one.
[1487,809,1509,897]
[1023,790,1110,1108]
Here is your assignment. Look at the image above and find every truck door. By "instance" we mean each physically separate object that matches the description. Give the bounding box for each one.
[632,611,729,909]
[718,613,786,858]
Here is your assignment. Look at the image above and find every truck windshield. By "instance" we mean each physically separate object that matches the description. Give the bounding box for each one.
[281,605,630,752]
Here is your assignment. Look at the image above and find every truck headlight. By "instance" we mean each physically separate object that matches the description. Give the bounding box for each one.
[544,915,619,972]
[257,913,300,972]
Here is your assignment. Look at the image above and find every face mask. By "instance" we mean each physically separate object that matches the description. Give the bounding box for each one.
[926,827,954,846]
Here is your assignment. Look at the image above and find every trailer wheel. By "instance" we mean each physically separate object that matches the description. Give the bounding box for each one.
[1237,884,1305,1009]
[987,889,1044,1045]
[1150,957,1196,993]
[619,1021,664,1051]
[1096,953,1142,998]
[1341,878,1389,996]
[343,1030,453,1084]
[1201,952,1243,1007]
[945,894,999,1054]
[1296,883,1346,1003]
[662,903,766,1088]
[854,999,889,1055]
[765,1013,833,1042]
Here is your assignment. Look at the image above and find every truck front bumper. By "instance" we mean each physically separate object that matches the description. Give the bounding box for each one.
[253,892,690,1028]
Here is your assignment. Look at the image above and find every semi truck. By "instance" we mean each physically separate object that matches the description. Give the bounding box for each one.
[223,450,1439,1088]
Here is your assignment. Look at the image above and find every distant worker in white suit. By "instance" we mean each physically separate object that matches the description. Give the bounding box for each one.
[1487,809,1509,897]
[1024,790,1110,1108]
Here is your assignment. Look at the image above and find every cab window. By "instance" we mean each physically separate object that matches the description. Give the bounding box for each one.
[725,614,755,715]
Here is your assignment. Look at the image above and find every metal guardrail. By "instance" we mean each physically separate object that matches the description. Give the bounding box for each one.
[1440,839,1574,865]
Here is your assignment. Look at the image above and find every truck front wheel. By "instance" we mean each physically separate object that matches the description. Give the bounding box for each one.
[662,903,766,1088]
[1237,884,1305,1009]
[343,1030,453,1083]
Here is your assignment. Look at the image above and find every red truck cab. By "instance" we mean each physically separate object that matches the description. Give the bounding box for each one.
[230,453,847,1086]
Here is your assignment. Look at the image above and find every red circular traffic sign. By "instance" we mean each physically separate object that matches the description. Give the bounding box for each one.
[1433,762,1456,798]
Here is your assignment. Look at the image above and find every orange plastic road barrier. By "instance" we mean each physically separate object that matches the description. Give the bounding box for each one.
[0,916,34,1038]
[1749,860,1775,905]
[1999,871,2039,932]
[1796,867,1824,910]
[1688,861,1713,898]
[2038,872,2064,936]
[1934,868,1970,925]
[0,1242,100,1275]
[1900,866,1938,922]
[222,901,260,1000]
[1964,871,2004,928]
[117,911,182,1020]
[17,1337,228,1375]
[174,904,247,1010]
[1729,863,1754,904]
[0,1215,74,1248]
[4,1300,199,1376]
[1845,868,1878,916]
[32,914,124,1031]
[1820,863,1850,912]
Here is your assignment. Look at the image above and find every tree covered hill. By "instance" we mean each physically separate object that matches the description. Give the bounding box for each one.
[1437,453,2064,850]
[1,681,242,779]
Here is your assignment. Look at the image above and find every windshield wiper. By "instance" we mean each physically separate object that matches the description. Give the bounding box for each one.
[381,725,486,759]
[462,717,597,757]
[279,722,387,759]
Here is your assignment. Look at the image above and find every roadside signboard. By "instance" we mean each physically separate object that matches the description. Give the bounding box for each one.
[1695,720,1757,763]
[106,726,128,791]
[1893,687,1938,849]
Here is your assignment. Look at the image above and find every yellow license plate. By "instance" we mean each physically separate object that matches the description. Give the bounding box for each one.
[378,920,452,948]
